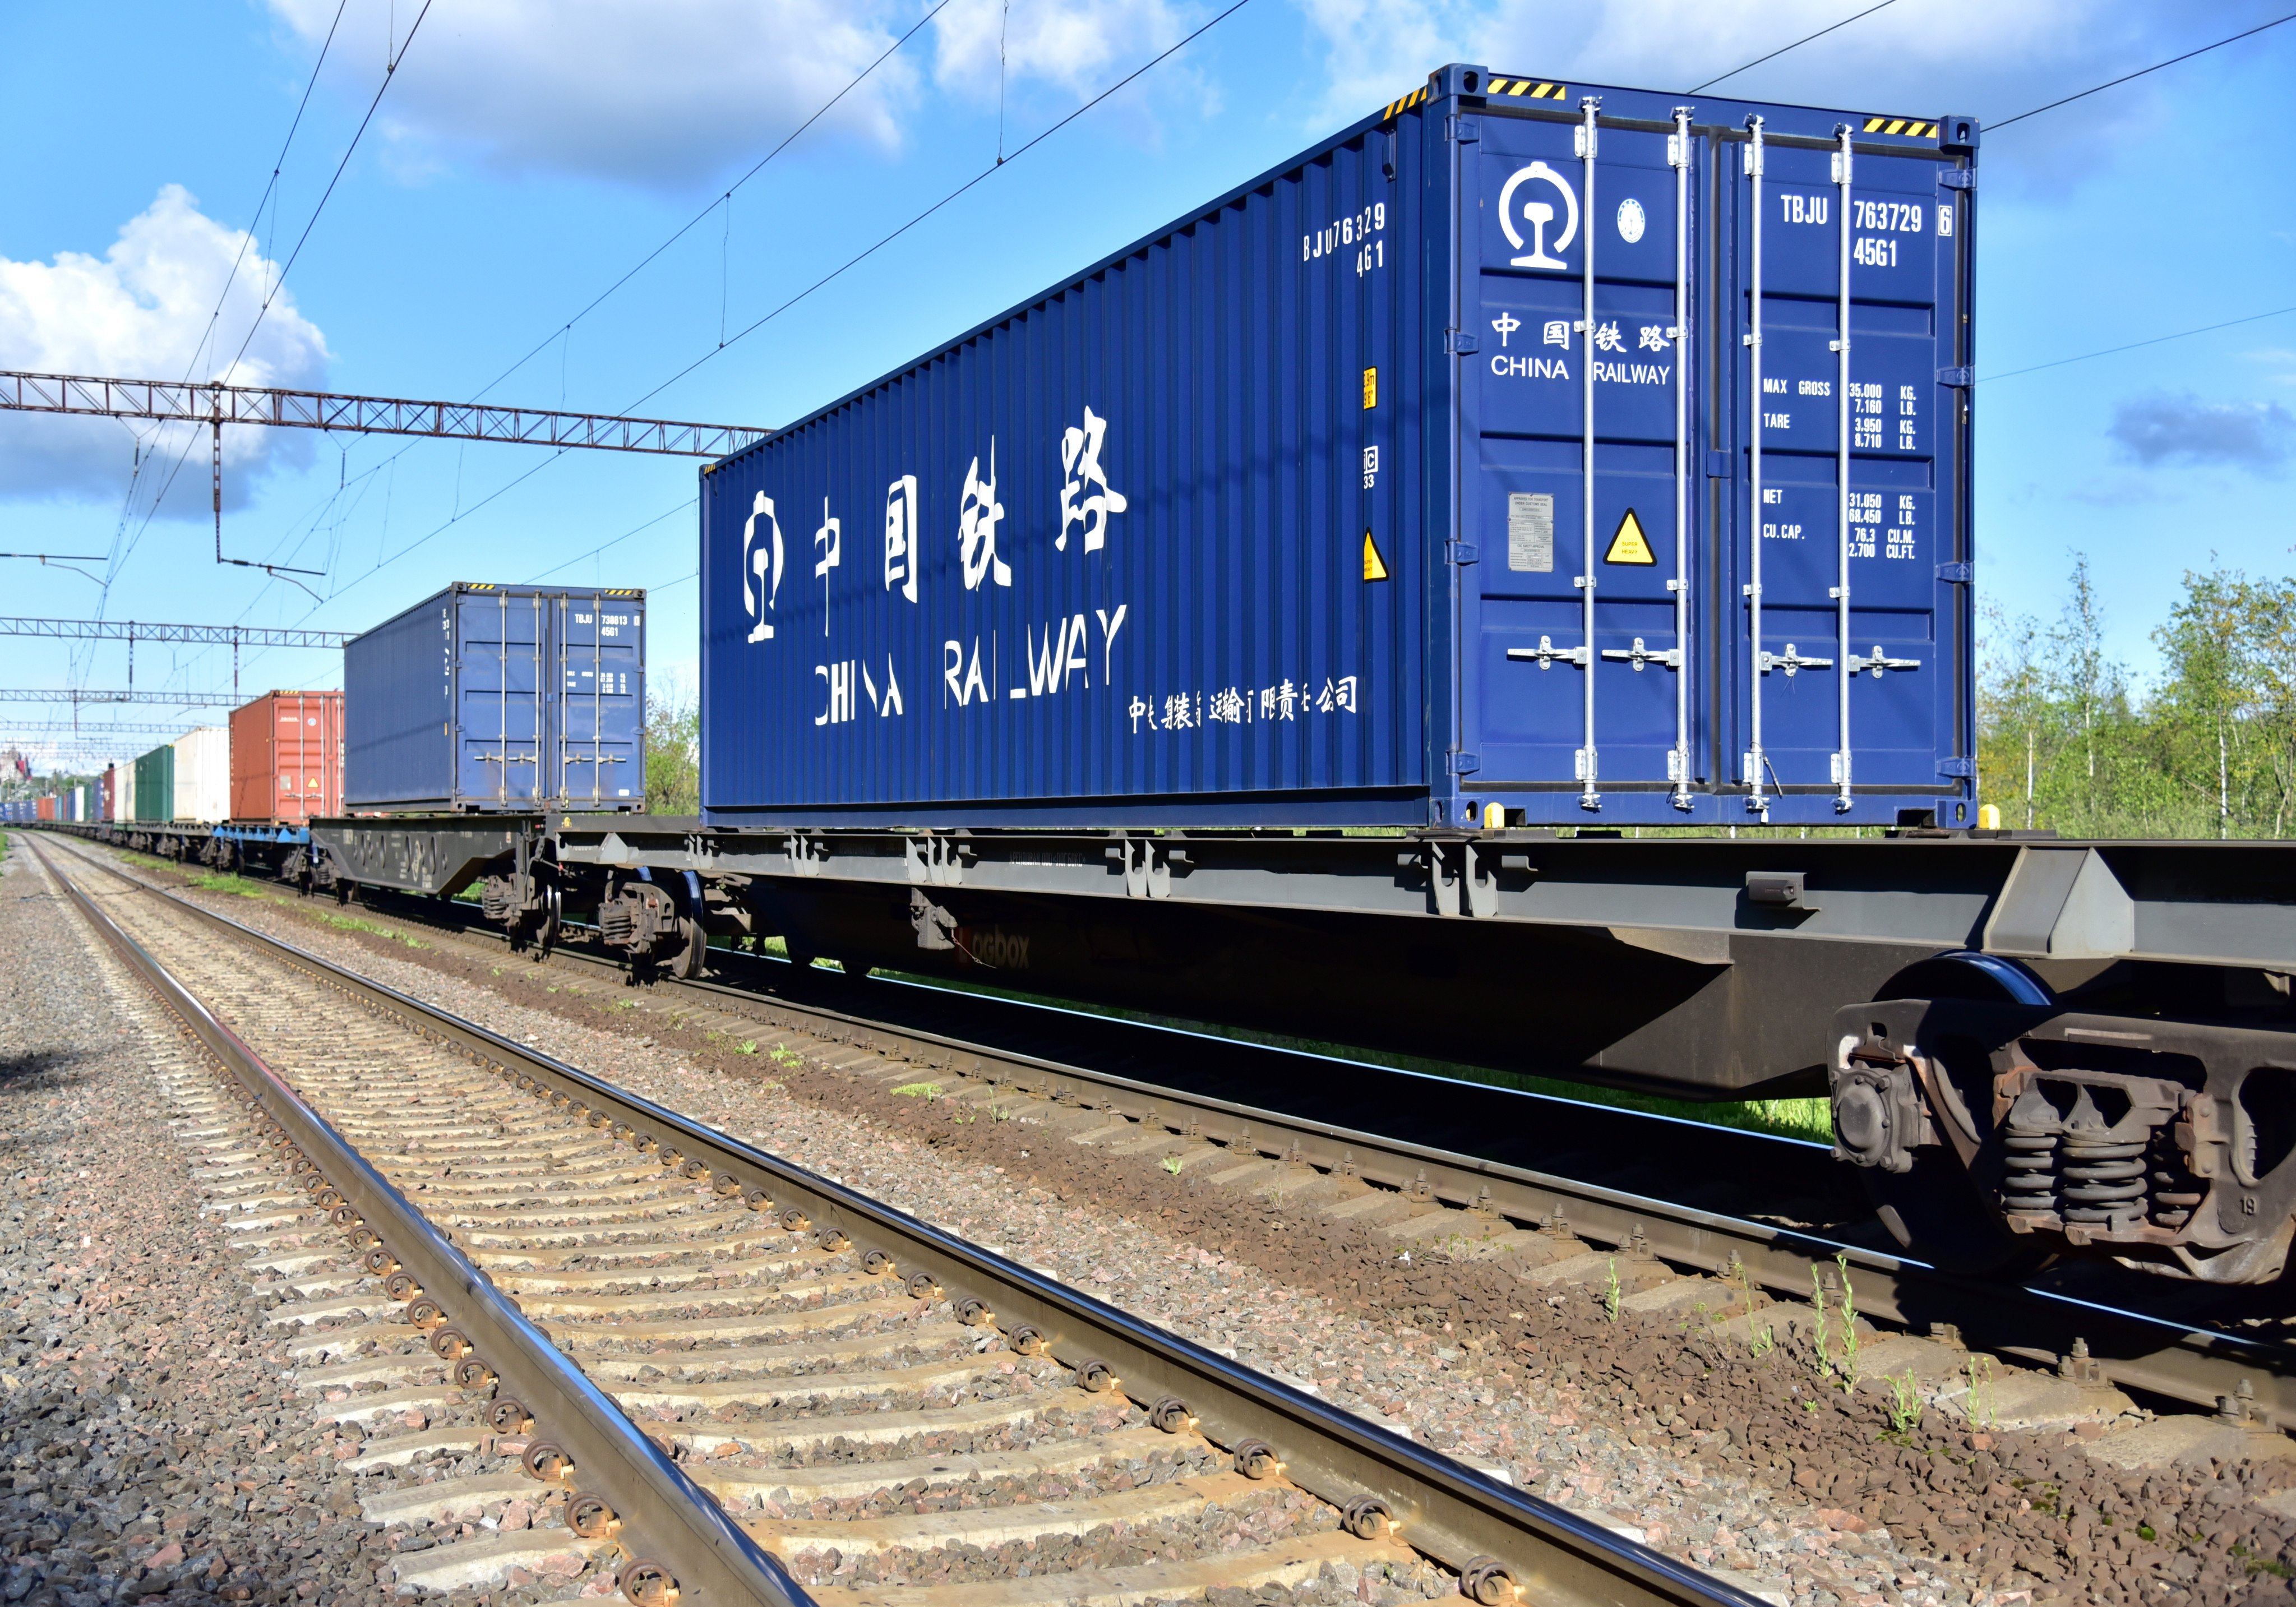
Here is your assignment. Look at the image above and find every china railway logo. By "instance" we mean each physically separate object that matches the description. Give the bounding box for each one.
[1498,161,1577,270]
[742,492,784,644]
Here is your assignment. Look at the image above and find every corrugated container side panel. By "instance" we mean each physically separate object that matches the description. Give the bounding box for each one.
[347,584,645,813]
[347,597,454,808]
[701,72,1969,826]
[173,727,229,823]
[134,745,173,823]
[230,697,269,821]
[701,110,1436,825]
[232,691,345,823]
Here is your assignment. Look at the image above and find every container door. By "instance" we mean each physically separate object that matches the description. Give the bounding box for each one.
[1724,122,1960,814]
[1461,105,1698,816]
[556,593,644,807]
[457,592,546,804]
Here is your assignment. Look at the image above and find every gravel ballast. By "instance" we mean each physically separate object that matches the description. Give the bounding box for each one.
[49,842,2296,1607]
[1,844,412,1606]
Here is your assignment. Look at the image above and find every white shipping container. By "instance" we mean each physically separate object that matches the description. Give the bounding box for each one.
[173,726,230,823]
[114,760,136,823]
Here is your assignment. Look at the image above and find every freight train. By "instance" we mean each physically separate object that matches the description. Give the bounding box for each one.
[36,67,2296,1290]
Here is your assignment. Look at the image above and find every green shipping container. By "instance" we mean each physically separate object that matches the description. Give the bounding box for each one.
[133,744,174,823]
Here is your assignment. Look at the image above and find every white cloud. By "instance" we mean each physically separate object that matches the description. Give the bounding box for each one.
[931,0,1188,104]
[0,186,330,511]
[1296,0,2241,164]
[267,0,922,190]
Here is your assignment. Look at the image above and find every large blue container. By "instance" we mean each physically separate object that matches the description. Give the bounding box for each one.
[345,583,648,813]
[700,64,1976,828]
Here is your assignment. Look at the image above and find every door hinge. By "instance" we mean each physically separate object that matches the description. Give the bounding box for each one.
[1446,329,1480,355]
[1448,751,1482,775]
[1938,167,1974,191]
[1449,115,1479,144]
[1936,365,1974,387]
[1448,541,1480,565]
[1937,756,1976,779]
[1935,561,1974,583]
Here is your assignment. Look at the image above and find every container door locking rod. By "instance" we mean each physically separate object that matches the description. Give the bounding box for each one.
[1669,107,1695,811]
[1576,96,1602,812]
[1741,116,1769,819]
[1832,123,1856,814]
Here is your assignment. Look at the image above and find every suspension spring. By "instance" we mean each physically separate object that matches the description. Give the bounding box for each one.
[2059,1137,2147,1224]
[2002,1132,2058,1216]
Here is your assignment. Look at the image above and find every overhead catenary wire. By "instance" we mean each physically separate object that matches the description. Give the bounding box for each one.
[68,1,353,681]
[626,0,1258,415]
[221,0,437,380]
[1990,10,2295,131]
[523,499,696,586]
[469,0,954,403]
[100,0,436,605]
[231,0,1250,675]
[192,0,958,661]
[187,0,352,385]
[1978,304,2296,384]
[1687,0,1896,94]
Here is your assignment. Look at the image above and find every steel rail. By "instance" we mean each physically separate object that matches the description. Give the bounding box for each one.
[44,825,2296,1435]
[383,883,2296,1435]
[39,830,1758,1607]
[306,860,2296,1437]
[31,836,812,1607]
[53,821,2296,1438]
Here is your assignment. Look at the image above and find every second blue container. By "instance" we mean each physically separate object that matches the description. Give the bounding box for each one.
[345,583,648,813]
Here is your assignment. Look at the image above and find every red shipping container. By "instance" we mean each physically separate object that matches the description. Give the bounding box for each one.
[230,690,344,823]
[100,766,115,821]
[35,796,56,821]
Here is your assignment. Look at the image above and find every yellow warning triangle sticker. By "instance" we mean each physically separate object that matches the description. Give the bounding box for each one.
[1605,507,1656,565]
[1362,530,1390,581]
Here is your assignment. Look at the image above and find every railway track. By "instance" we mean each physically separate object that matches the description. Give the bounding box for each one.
[29,833,1755,1607]
[49,829,2296,1454]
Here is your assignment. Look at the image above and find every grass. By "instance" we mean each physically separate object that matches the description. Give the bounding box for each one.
[188,871,275,900]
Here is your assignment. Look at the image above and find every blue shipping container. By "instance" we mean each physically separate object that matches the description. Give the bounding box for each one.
[345,583,648,812]
[700,65,1976,828]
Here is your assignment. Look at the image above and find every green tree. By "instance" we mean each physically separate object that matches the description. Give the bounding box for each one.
[644,674,700,817]
[2151,571,2296,838]
[1979,558,2296,840]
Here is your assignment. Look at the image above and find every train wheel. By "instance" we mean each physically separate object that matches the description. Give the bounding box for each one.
[534,884,561,962]
[669,917,706,981]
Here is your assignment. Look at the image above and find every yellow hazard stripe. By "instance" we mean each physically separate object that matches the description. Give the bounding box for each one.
[1382,86,1429,122]
[1861,115,1940,138]
[1486,77,1568,100]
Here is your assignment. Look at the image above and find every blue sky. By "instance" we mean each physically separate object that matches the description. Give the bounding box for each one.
[2,0,2290,774]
